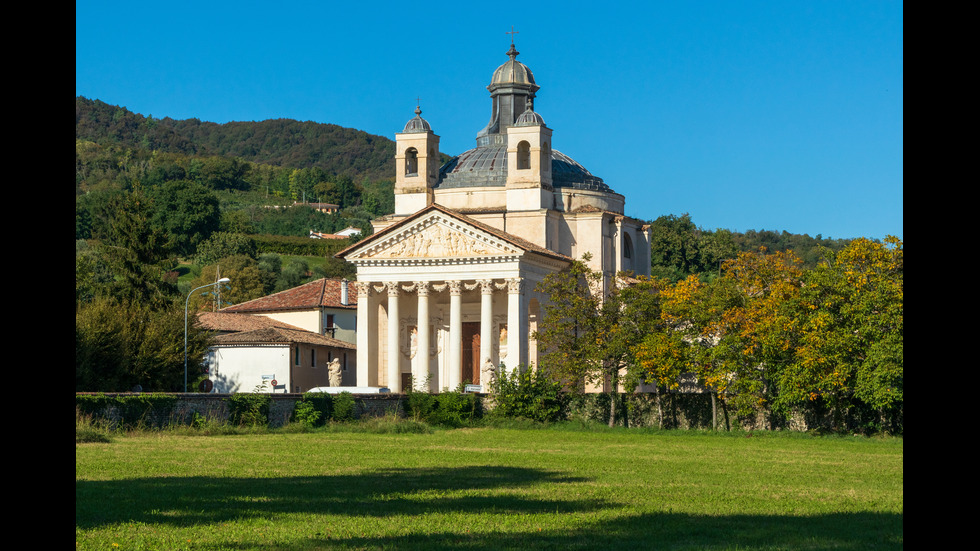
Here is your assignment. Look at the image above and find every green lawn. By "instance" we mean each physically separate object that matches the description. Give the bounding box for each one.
[75,427,903,550]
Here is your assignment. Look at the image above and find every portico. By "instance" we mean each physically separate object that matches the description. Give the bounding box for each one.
[342,205,568,392]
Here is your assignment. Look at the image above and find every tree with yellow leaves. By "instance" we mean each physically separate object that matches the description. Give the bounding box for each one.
[776,237,903,429]
[640,249,803,429]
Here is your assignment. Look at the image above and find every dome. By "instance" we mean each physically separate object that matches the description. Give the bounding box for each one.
[437,146,611,192]
[490,44,537,89]
[402,106,431,133]
[515,102,546,127]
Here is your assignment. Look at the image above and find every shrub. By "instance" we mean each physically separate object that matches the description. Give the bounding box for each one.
[293,393,332,427]
[404,385,481,428]
[332,392,357,422]
[227,393,270,426]
[490,366,568,423]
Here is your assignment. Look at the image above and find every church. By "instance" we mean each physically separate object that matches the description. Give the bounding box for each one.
[337,42,651,393]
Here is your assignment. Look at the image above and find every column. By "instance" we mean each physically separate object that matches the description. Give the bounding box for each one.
[415,281,430,392]
[448,280,462,391]
[507,278,527,372]
[386,282,401,393]
[355,281,372,387]
[479,279,494,390]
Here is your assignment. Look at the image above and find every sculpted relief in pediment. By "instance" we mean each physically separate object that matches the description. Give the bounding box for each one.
[354,219,516,260]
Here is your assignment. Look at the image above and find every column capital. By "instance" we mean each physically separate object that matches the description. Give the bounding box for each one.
[507,277,524,294]
[478,279,494,294]
[354,281,372,297]
[414,281,430,296]
[385,281,401,297]
[448,280,463,295]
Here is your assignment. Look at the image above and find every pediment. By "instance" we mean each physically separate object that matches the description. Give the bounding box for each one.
[345,211,522,262]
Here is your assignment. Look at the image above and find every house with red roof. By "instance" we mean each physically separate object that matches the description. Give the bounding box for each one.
[220,278,357,344]
[197,311,356,393]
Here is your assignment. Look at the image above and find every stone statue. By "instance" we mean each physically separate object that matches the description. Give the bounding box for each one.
[328,358,342,387]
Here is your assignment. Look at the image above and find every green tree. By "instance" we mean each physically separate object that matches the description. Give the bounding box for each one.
[188,256,266,311]
[649,213,703,281]
[275,258,311,292]
[195,232,257,266]
[147,179,220,257]
[534,255,664,426]
[76,297,210,392]
[89,187,177,306]
[776,237,903,427]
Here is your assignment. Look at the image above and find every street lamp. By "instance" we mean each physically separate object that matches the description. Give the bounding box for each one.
[185,277,231,392]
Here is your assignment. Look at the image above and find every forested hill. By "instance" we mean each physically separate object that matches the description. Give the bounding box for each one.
[75,96,396,183]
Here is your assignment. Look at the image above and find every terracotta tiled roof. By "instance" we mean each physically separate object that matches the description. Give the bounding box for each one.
[336,203,573,264]
[197,312,355,349]
[196,312,306,332]
[212,326,356,349]
[220,278,356,313]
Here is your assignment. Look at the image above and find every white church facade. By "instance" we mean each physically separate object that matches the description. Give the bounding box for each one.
[337,43,651,393]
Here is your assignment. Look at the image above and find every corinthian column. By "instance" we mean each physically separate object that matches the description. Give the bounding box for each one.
[354,281,372,387]
[479,279,494,389]
[507,277,527,372]
[414,281,430,392]
[448,280,462,391]
[386,282,401,393]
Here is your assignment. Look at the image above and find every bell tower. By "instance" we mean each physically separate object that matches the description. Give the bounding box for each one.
[506,99,552,212]
[394,106,440,216]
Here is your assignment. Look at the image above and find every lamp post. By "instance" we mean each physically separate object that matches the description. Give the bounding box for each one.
[185,277,231,392]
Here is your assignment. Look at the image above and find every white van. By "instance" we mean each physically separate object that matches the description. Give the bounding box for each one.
[306,386,391,394]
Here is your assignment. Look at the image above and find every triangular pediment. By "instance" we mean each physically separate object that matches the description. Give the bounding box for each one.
[344,209,523,262]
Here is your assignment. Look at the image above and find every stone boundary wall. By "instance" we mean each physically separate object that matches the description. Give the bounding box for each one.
[75,393,409,428]
[76,392,900,433]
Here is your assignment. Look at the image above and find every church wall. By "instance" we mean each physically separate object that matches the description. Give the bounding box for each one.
[502,210,549,249]
[553,189,626,215]
[434,187,507,211]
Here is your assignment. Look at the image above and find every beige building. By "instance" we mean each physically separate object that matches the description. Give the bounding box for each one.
[337,43,650,393]
[198,312,356,393]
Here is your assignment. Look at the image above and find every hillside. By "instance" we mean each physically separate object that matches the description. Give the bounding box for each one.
[76,96,396,183]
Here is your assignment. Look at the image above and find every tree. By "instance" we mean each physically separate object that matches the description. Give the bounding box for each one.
[652,249,804,429]
[534,255,665,426]
[776,237,903,428]
[76,297,211,392]
[148,179,221,257]
[194,232,257,266]
[649,214,738,282]
[88,187,178,307]
[188,256,266,312]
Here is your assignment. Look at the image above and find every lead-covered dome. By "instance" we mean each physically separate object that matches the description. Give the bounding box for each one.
[402,106,431,133]
[437,146,611,192]
[490,44,537,89]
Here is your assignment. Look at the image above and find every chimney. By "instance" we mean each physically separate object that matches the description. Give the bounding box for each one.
[341,279,349,306]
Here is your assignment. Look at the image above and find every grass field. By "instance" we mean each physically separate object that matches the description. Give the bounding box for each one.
[75,425,903,550]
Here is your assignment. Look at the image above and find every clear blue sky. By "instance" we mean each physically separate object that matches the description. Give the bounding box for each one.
[76,1,903,240]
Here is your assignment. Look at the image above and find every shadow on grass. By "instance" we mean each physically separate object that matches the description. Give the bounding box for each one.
[76,466,598,528]
[76,465,902,550]
[330,511,903,550]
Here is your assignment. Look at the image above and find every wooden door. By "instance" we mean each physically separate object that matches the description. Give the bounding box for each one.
[461,322,481,385]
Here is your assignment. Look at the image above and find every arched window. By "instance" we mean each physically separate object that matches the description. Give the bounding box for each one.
[517,140,531,170]
[405,148,418,175]
[623,232,634,271]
